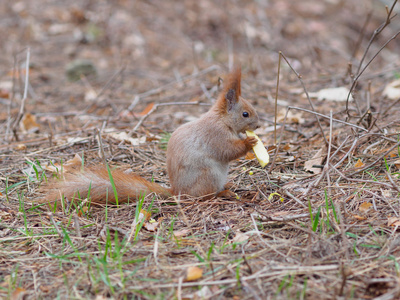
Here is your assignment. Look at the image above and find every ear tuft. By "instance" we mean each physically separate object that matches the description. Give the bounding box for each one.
[225,88,236,110]
[223,66,241,100]
[214,64,242,114]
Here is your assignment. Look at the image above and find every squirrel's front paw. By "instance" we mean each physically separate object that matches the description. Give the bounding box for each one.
[244,136,257,150]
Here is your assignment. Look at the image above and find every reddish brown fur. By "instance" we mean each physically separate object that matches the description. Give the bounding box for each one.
[41,167,171,205]
[167,66,260,196]
[214,66,242,115]
[41,67,260,204]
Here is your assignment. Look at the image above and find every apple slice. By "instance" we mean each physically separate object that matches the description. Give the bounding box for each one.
[245,131,269,167]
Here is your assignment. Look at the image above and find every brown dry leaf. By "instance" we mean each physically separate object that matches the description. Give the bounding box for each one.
[140,209,151,221]
[39,285,51,293]
[353,214,367,220]
[277,109,304,124]
[245,152,256,160]
[15,144,27,151]
[0,209,11,220]
[359,202,372,213]
[137,102,154,116]
[393,159,400,169]
[143,220,159,232]
[11,287,27,300]
[231,231,250,243]
[185,266,203,282]
[173,229,191,237]
[107,132,146,146]
[304,148,325,174]
[354,158,365,168]
[0,88,9,98]
[388,217,400,227]
[7,68,27,78]
[21,112,40,132]
[45,153,82,173]
[383,150,398,158]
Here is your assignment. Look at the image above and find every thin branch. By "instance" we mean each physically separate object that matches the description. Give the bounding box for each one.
[279,52,328,145]
[11,48,30,141]
[346,0,399,117]
[274,52,282,145]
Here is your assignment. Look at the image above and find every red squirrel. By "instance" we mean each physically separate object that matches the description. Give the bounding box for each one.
[41,67,260,204]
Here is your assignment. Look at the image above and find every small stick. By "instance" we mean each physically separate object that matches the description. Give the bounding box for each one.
[347,140,400,176]
[279,52,328,145]
[49,213,64,239]
[385,170,400,194]
[5,51,18,141]
[274,52,282,145]
[331,163,396,190]
[350,11,373,62]
[268,107,289,171]
[282,189,307,208]
[287,106,367,132]
[346,0,399,117]
[11,48,31,141]
[302,136,350,196]
[74,214,82,238]
[325,111,334,197]
[96,127,107,165]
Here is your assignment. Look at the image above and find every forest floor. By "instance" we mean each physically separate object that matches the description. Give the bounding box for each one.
[1,0,400,299]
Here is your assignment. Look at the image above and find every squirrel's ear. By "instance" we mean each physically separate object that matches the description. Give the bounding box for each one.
[223,66,241,110]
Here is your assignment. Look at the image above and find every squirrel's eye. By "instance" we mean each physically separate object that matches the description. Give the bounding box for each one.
[242,112,249,118]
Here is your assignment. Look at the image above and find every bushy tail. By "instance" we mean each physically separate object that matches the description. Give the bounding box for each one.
[40,167,171,205]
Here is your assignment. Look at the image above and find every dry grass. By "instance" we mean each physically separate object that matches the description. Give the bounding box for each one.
[1,0,400,299]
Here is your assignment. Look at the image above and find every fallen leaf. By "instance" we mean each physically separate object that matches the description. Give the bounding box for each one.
[15,144,27,151]
[107,132,146,146]
[185,266,203,281]
[136,102,155,116]
[354,158,365,168]
[84,88,97,101]
[388,217,400,226]
[308,86,353,102]
[359,202,372,213]
[196,286,212,298]
[304,148,325,174]
[245,152,255,160]
[45,153,82,173]
[231,231,250,243]
[143,220,159,232]
[393,159,400,169]
[21,113,40,132]
[277,109,304,124]
[140,209,151,221]
[353,214,367,220]
[0,88,9,99]
[11,287,27,300]
[383,79,400,100]
[173,229,191,237]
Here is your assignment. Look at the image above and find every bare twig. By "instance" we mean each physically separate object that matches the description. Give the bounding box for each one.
[11,48,30,141]
[274,52,282,145]
[348,140,400,176]
[346,0,399,117]
[279,52,328,145]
